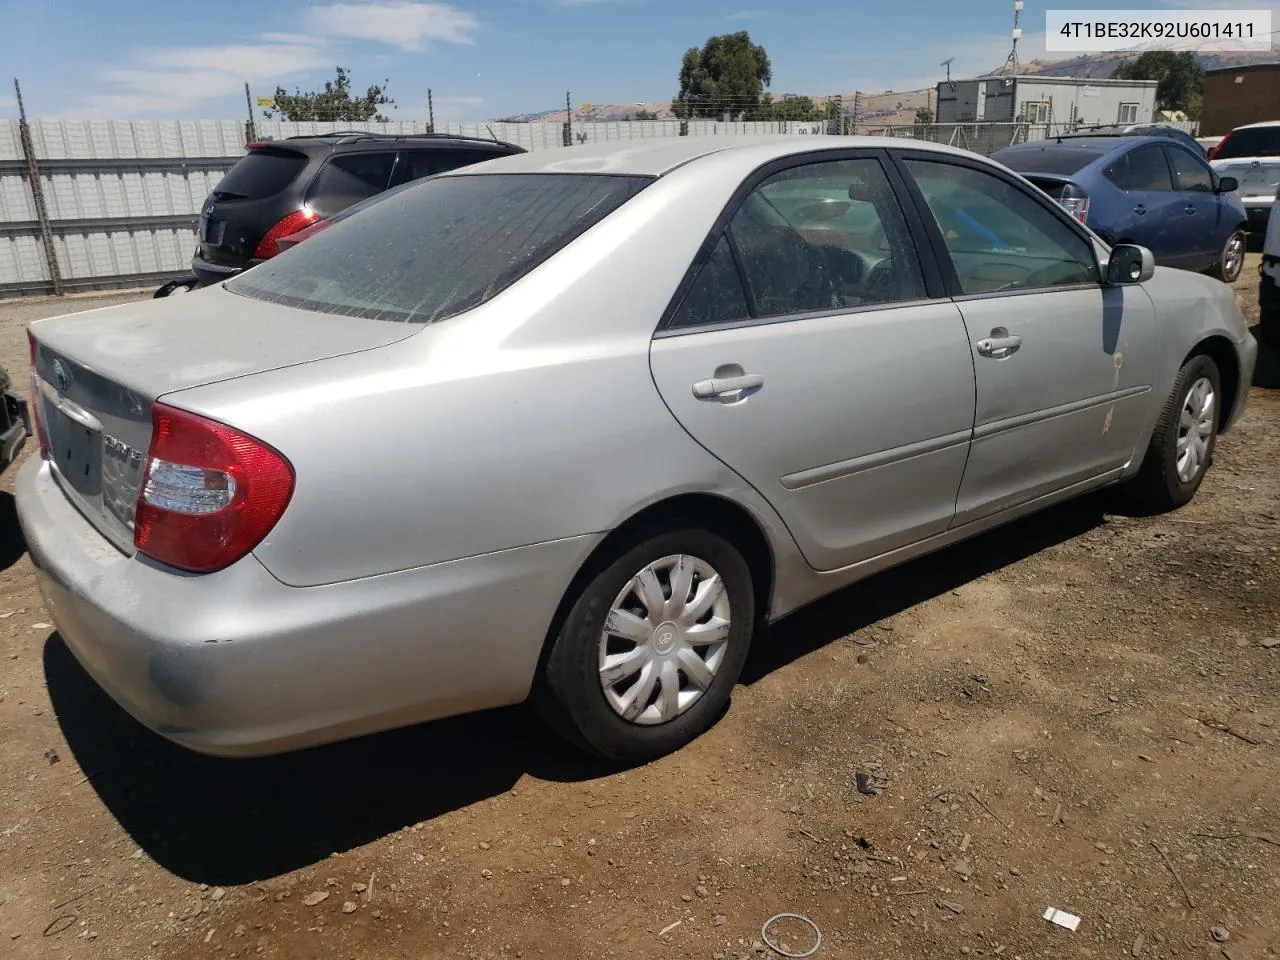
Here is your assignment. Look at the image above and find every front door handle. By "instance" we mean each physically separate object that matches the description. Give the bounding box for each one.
[975,334,1023,358]
[1134,204,1147,216]
[692,373,764,402]
[1184,205,1197,215]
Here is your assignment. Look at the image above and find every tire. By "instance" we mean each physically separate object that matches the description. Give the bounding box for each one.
[1210,230,1247,284]
[1126,354,1222,511]
[535,527,755,763]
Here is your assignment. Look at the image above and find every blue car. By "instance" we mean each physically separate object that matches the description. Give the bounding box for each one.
[990,136,1248,283]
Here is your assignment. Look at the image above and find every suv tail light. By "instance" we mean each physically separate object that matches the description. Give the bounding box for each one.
[254,208,320,259]
[134,404,294,573]
[1207,136,1227,160]
[1059,183,1090,224]
[27,330,49,460]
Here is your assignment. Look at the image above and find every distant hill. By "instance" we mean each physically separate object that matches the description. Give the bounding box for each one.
[496,47,1280,126]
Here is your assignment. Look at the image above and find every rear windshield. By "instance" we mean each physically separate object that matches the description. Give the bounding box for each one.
[1216,126,1280,159]
[226,173,651,323]
[990,146,1102,175]
[212,148,307,200]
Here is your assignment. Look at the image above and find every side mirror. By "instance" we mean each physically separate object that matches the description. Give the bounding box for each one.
[1216,176,1239,193]
[1106,244,1155,284]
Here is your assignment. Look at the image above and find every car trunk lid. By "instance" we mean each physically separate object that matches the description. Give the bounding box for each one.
[30,287,417,554]
[1213,157,1280,201]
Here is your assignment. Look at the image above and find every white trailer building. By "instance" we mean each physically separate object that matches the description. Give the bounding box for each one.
[935,76,1158,128]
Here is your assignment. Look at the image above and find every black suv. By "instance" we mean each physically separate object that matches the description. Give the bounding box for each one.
[185,132,525,289]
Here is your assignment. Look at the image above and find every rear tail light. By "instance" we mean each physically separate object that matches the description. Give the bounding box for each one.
[26,330,49,460]
[275,216,333,252]
[1059,183,1090,224]
[253,208,320,259]
[1207,136,1227,161]
[134,404,294,573]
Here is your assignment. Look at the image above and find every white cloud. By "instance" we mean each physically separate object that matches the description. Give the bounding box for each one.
[307,2,478,51]
[432,94,485,121]
[73,38,330,117]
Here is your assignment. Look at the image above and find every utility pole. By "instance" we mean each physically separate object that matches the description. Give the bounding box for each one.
[564,90,572,147]
[243,82,256,144]
[14,78,62,296]
[428,88,435,132]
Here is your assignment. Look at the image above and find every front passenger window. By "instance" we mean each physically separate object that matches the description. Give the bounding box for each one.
[904,159,1100,296]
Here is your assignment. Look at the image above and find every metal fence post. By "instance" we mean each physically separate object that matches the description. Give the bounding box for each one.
[14,79,62,296]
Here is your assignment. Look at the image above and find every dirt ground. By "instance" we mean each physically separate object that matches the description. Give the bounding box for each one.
[0,266,1277,960]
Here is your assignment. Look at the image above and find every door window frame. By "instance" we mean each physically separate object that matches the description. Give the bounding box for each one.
[886,149,1106,302]
[656,148,951,338]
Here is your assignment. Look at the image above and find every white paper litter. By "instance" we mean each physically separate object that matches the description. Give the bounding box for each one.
[1043,907,1081,932]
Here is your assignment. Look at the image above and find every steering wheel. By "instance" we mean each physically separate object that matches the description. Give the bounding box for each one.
[863,258,901,302]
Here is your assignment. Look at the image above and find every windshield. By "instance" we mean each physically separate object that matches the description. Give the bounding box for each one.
[1215,126,1280,160]
[227,173,652,324]
[990,146,1102,176]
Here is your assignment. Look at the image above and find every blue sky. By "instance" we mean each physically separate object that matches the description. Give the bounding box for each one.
[0,0,1275,120]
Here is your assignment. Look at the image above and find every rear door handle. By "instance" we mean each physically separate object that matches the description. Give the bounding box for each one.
[975,335,1023,358]
[692,373,764,401]
[1134,204,1147,215]
[1184,205,1197,215]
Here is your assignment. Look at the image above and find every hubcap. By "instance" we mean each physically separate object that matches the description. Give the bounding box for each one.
[1223,234,1244,280]
[598,554,731,726]
[1176,376,1216,484]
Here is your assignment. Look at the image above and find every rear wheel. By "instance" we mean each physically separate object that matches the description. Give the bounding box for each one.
[1126,354,1221,511]
[1210,230,1246,283]
[535,528,755,763]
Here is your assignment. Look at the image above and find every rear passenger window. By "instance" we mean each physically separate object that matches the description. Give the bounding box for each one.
[669,235,750,329]
[406,150,501,182]
[730,158,926,318]
[1104,145,1172,192]
[307,152,397,216]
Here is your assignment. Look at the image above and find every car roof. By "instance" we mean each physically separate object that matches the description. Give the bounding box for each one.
[265,133,523,154]
[442,134,987,178]
[1230,120,1280,130]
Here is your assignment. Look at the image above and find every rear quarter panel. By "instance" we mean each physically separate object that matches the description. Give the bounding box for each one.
[167,159,809,591]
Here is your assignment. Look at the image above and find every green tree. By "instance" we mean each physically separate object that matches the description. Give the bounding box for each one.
[634,108,659,120]
[914,107,934,128]
[767,95,826,122]
[1110,51,1204,115]
[263,66,395,122]
[672,32,772,119]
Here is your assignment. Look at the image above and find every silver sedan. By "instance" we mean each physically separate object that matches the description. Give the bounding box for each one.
[17,136,1257,762]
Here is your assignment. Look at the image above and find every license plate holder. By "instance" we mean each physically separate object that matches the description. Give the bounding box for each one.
[48,405,102,500]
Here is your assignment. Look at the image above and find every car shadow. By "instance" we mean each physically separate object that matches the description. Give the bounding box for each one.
[1250,324,1279,388]
[0,493,27,572]
[47,493,1113,887]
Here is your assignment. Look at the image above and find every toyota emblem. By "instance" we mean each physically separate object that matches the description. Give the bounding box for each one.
[52,358,71,392]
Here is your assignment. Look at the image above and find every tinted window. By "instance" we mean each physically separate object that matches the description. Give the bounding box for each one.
[212,149,306,200]
[228,174,650,324]
[1167,147,1213,192]
[991,147,1102,176]
[904,159,1099,295]
[1104,145,1172,192]
[669,235,750,329]
[406,149,503,182]
[1215,126,1280,159]
[306,152,397,216]
[728,158,926,318]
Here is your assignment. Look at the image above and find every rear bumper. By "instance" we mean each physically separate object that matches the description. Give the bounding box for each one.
[191,253,256,288]
[1,391,30,472]
[16,457,593,757]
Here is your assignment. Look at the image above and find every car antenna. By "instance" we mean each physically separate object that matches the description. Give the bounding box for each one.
[485,123,499,143]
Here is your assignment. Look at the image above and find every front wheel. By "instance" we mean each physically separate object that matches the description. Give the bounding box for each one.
[1210,230,1246,284]
[1126,354,1221,511]
[535,528,755,763]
